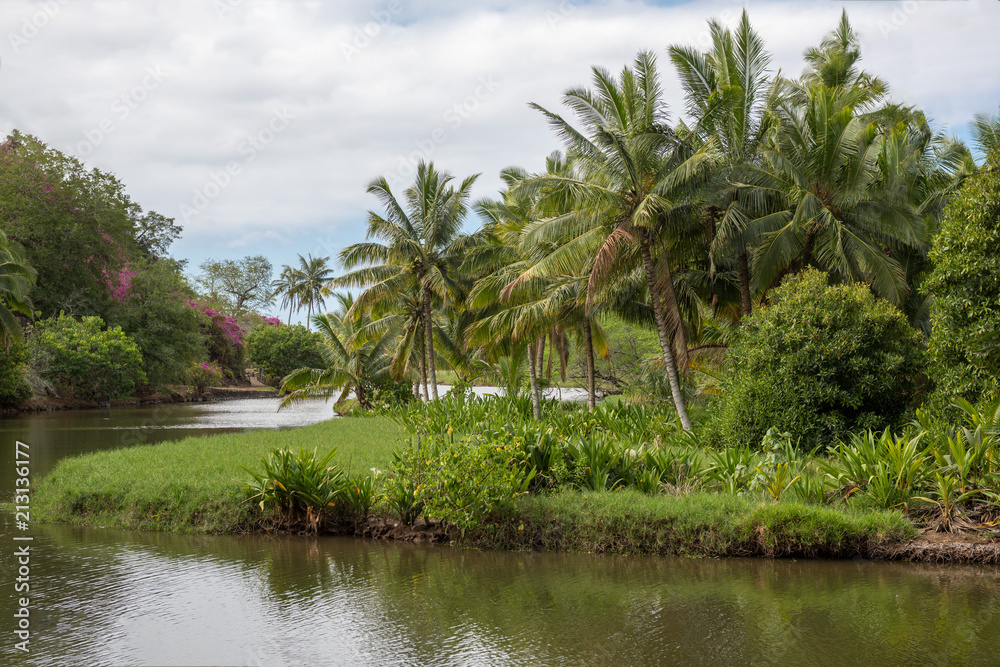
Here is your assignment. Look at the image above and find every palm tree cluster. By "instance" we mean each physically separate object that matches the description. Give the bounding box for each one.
[284,11,998,426]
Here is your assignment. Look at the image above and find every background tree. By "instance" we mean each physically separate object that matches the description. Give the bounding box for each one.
[519,52,711,428]
[292,253,334,329]
[0,131,140,318]
[195,255,274,315]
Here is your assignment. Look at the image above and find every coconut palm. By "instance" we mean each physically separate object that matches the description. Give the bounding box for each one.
[514,51,711,429]
[739,15,923,305]
[669,10,779,316]
[0,230,36,351]
[336,161,478,401]
[293,254,334,330]
[271,265,304,325]
[278,292,393,411]
[971,105,1000,161]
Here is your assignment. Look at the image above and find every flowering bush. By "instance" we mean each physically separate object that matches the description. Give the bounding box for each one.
[187,301,247,380]
[188,362,223,395]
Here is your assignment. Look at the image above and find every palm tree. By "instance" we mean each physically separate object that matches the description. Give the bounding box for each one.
[271,265,304,325]
[515,52,711,429]
[278,293,393,411]
[971,105,1000,161]
[669,10,778,317]
[336,161,478,401]
[740,14,923,305]
[293,254,334,330]
[0,231,36,352]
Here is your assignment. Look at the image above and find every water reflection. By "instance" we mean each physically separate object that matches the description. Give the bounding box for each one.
[2,522,998,666]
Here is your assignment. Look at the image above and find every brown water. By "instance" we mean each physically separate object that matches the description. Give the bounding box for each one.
[1,401,1000,666]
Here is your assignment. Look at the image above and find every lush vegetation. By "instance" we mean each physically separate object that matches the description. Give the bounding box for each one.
[245,322,323,386]
[13,9,1000,559]
[718,270,924,450]
[28,315,147,401]
[924,150,1000,406]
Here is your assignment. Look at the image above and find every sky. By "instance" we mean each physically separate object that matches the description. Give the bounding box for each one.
[1,0,998,320]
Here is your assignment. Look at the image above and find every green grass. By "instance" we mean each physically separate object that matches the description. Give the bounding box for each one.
[468,489,917,558]
[34,416,408,533]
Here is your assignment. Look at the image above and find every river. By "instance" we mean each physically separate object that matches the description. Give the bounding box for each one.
[2,399,1000,666]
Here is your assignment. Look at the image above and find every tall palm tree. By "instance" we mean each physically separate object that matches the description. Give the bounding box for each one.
[336,161,478,401]
[0,230,36,352]
[294,254,334,330]
[271,265,304,325]
[278,293,393,411]
[515,52,711,429]
[740,14,923,305]
[669,10,779,316]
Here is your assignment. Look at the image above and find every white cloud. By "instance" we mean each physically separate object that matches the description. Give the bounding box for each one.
[1,0,997,294]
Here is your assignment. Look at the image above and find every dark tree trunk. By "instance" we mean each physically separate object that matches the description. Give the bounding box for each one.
[738,252,752,317]
[418,328,429,402]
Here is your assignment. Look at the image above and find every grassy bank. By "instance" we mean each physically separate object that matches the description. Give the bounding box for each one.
[469,490,917,558]
[34,416,407,533]
[33,415,921,560]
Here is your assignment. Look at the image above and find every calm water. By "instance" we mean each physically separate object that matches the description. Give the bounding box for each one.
[1,400,999,666]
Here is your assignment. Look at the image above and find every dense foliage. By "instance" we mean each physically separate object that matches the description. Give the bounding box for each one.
[719,270,924,450]
[28,315,147,401]
[105,259,205,385]
[245,323,322,386]
[0,341,31,406]
[924,151,1000,405]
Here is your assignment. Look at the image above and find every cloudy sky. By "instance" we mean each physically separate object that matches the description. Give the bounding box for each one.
[1,0,997,317]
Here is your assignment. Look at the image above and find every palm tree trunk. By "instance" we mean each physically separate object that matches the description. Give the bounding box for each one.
[639,230,692,431]
[422,284,439,400]
[528,338,542,419]
[738,252,752,317]
[558,330,568,382]
[418,328,429,402]
[287,301,293,325]
[546,328,555,380]
[583,318,596,411]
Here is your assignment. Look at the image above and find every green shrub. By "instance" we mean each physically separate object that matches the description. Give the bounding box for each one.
[245,323,322,386]
[923,151,1000,405]
[720,270,924,451]
[187,362,223,395]
[0,341,31,405]
[28,314,146,401]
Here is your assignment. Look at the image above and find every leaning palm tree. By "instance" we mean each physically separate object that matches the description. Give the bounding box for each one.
[278,293,393,411]
[293,254,335,330]
[336,161,478,401]
[0,230,36,352]
[514,51,711,429]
